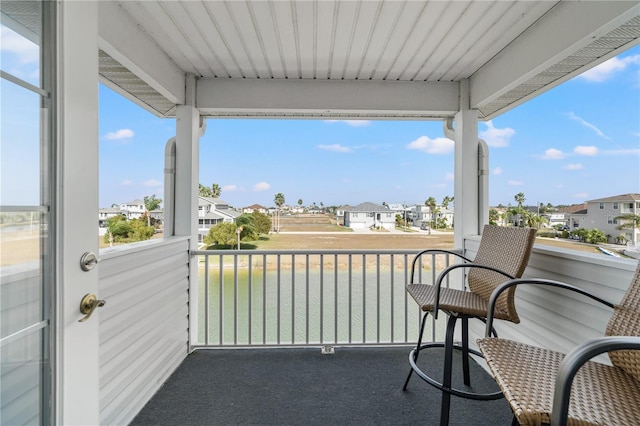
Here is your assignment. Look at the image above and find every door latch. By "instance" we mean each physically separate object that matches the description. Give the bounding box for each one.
[79,293,106,322]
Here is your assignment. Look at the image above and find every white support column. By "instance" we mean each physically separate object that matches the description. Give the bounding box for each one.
[56,1,100,424]
[453,79,480,248]
[174,74,200,347]
[174,75,199,240]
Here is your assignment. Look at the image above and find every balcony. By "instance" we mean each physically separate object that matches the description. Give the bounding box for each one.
[98,238,638,423]
[2,234,637,424]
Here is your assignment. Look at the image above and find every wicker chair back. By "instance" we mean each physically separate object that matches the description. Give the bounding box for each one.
[468,225,537,324]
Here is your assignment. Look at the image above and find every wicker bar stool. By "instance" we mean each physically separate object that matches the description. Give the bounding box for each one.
[403,224,537,426]
[478,263,640,426]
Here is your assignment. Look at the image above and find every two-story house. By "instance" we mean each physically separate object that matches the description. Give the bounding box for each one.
[198,197,242,242]
[568,194,640,245]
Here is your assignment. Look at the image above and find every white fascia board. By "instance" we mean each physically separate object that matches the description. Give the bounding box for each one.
[470,1,640,108]
[196,79,458,117]
[98,1,185,105]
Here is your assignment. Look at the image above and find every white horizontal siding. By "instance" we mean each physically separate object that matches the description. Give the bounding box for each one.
[465,237,638,366]
[98,237,190,425]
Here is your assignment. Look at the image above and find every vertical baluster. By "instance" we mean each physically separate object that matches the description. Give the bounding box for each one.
[219,255,223,345]
[248,254,252,345]
[362,254,366,343]
[348,254,353,344]
[320,253,324,344]
[234,253,238,345]
[390,253,394,343]
[262,254,267,345]
[404,253,409,343]
[431,252,437,342]
[277,254,281,345]
[291,253,295,345]
[334,253,338,345]
[305,254,310,345]
[204,254,209,346]
[376,253,381,343]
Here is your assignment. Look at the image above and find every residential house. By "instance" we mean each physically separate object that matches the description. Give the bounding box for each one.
[343,202,395,230]
[413,204,454,229]
[198,197,241,242]
[98,207,124,227]
[242,204,269,215]
[568,194,640,245]
[119,199,146,220]
[335,205,351,224]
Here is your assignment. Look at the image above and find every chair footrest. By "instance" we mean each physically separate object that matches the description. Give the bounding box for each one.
[408,343,503,401]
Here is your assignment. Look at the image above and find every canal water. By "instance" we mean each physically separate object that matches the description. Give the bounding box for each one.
[196,265,452,346]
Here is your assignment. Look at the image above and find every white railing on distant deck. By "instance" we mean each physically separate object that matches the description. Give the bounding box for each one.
[191,249,460,349]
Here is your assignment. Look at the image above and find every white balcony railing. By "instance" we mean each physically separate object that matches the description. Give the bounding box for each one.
[191,249,462,349]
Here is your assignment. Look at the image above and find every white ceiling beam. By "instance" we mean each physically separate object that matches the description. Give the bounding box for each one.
[470,1,640,108]
[196,79,458,117]
[98,1,185,105]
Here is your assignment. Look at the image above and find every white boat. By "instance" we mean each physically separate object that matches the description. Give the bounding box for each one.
[597,246,621,257]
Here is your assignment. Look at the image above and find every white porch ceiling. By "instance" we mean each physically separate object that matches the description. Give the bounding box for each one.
[75,1,640,119]
[96,0,640,120]
[2,1,638,119]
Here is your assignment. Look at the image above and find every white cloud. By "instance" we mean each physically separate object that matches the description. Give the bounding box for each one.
[0,26,39,64]
[324,120,371,127]
[121,180,133,186]
[579,54,640,82]
[541,148,565,160]
[222,185,237,192]
[105,129,135,140]
[567,113,610,140]
[318,144,352,153]
[480,121,515,147]
[253,182,271,191]
[406,136,454,154]
[508,180,524,186]
[574,145,599,156]
[444,172,454,181]
[144,179,162,187]
[493,167,503,175]
[564,163,583,170]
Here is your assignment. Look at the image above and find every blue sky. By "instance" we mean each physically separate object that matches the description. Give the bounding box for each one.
[99,45,640,209]
[1,21,638,209]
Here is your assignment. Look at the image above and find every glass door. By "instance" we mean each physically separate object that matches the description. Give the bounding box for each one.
[1,1,51,424]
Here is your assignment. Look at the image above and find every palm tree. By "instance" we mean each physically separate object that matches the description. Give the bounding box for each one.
[143,194,162,227]
[615,213,640,245]
[198,183,212,197]
[442,195,453,210]
[211,183,221,198]
[425,196,437,234]
[274,193,285,232]
[514,192,526,209]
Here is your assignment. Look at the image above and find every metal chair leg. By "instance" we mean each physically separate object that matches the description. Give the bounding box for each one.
[403,311,429,391]
[462,316,471,386]
[440,314,458,426]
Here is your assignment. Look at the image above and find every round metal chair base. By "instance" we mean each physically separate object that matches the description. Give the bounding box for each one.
[408,342,503,401]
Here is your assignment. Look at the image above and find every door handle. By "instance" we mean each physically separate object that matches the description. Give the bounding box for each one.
[79,293,106,322]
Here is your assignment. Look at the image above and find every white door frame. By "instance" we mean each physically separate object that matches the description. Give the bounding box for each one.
[55,2,100,424]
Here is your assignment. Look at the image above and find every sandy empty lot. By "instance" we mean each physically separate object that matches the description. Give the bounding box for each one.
[1,214,613,267]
